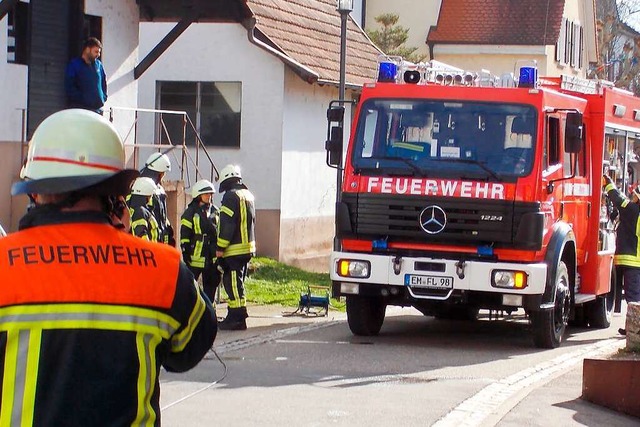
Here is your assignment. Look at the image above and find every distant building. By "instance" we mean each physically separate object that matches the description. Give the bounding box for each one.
[138,0,380,271]
[364,0,597,79]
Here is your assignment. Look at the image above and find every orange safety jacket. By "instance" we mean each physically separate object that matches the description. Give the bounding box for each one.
[0,211,216,426]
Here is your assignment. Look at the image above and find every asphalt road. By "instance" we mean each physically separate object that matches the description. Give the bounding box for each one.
[158,307,635,426]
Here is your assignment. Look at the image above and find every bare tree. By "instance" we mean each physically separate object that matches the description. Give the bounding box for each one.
[593,0,640,94]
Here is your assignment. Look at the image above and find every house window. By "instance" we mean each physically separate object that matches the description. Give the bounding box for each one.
[7,1,28,65]
[157,81,241,147]
[556,18,584,70]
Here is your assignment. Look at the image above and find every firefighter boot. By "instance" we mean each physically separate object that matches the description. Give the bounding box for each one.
[218,308,247,331]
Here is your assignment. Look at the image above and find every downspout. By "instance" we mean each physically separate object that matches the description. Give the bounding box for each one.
[242,16,319,84]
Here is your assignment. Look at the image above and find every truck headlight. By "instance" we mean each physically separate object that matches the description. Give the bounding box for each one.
[492,270,528,289]
[337,259,370,278]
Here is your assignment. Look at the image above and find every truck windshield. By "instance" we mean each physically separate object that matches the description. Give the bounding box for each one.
[351,99,537,180]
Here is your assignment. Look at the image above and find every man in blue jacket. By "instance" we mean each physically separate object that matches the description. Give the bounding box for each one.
[65,37,108,114]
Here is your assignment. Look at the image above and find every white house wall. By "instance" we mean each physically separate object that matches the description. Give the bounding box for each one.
[0,0,139,233]
[86,0,139,139]
[0,14,28,233]
[138,22,285,257]
[280,68,353,271]
[0,16,28,142]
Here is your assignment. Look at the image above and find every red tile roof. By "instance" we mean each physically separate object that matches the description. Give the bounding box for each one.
[427,0,566,46]
[247,0,382,86]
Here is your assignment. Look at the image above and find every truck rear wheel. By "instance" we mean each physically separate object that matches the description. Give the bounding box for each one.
[346,295,386,336]
[532,261,570,348]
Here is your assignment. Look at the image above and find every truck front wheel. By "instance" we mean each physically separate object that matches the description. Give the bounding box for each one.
[346,295,386,336]
[532,261,570,348]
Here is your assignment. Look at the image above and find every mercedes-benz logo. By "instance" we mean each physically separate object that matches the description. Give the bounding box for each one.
[419,205,447,234]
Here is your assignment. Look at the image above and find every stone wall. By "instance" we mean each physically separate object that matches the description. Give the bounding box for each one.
[626,302,640,352]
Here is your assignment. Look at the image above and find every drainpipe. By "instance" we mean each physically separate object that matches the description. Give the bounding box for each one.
[242,17,319,84]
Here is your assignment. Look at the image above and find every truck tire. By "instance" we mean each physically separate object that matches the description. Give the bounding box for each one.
[532,261,570,348]
[346,295,386,336]
[586,269,615,329]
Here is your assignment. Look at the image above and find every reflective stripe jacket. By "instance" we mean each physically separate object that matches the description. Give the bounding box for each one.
[605,183,640,267]
[180,200,219,268]
[0,211,216,426]
[216,184,256,257]
[139,170,174,246]
[128,195,160,242]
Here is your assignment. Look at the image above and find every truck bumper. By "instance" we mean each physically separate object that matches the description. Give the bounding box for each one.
[330,252,547,309]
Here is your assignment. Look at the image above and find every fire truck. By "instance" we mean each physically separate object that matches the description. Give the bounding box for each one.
[325,58,640,348]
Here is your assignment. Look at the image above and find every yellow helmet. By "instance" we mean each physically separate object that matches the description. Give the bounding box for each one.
[12,109,138,195]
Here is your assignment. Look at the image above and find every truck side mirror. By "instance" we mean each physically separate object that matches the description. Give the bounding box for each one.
[565,112,583,153]
[325,126,343,167]
[326,105,346,168]
[327,106,345,122]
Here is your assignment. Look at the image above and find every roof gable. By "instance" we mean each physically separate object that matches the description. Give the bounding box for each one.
[427,0,566,46]
[247,0,381,86]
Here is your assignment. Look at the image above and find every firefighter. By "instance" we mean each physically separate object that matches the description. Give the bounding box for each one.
[1,109,217,425]
[215,164,256,330]
[128,176,160,242]
[141,152,175,246]
[181,179,221,301]
[603,174,640,336]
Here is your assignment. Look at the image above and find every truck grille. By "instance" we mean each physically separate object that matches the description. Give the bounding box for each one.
[341,193,540,249]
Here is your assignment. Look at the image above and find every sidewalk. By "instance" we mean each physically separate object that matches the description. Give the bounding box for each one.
[210,303,638,426]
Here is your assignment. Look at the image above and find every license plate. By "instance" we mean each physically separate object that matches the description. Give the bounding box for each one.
[405,274,453,289]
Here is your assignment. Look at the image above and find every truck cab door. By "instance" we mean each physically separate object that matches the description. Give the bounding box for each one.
[562,118,589,266]
[541,115,566,245]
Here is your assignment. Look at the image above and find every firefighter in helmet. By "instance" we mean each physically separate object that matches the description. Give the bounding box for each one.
[603,174,640,336]
[1,109,216,424]
[141,152,175,246]
[215,164,256,330]
[181,179,221,301]
[128,176,160,242]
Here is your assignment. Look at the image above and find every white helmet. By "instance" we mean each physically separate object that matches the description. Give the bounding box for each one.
[191,179,215,198]
[130,177,157,197]
[12,109,138,196]
[145,152,171,172]
[219,164,241,184]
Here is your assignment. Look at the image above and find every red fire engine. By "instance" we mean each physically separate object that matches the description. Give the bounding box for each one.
[325,58,640,348]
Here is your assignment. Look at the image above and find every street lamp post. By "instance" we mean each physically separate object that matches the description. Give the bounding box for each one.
[335,0,353,251]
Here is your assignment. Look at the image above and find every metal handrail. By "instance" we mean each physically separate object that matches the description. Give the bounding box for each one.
[108,106,217,186]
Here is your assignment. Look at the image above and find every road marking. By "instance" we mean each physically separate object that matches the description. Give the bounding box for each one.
[432,338,625,427]
[208,320,342,356]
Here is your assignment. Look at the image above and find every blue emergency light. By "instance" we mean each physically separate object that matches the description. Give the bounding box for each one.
[372,238,388,250]
[518,66,537,88]
[378,61,398,83]
[477,245,494,257]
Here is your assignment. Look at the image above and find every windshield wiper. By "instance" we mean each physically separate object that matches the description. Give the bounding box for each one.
[435,158,503,181]
[384,157,428,176]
